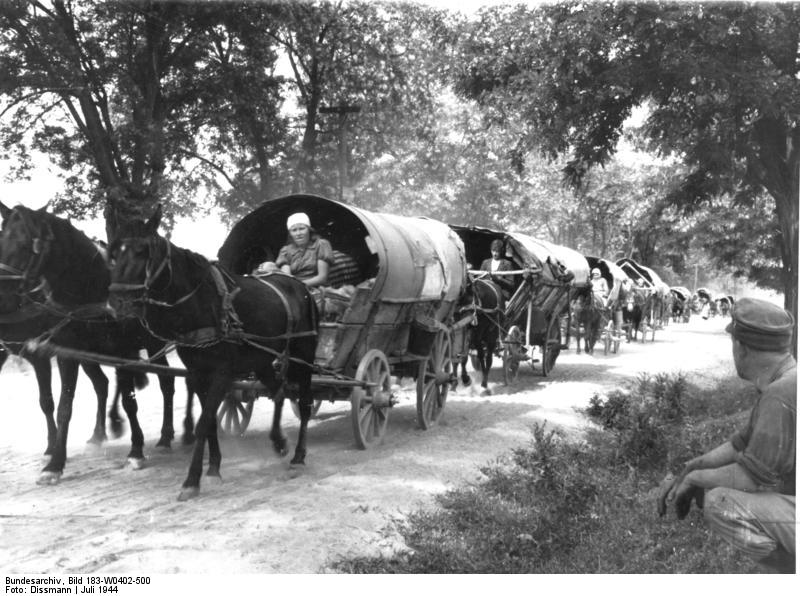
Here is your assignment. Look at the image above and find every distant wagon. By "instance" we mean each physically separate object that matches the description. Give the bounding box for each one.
[670,286,693,323]
[215,194,472,448]
[585,255,629,354]
[450,225,589,382]
[616,257,671,341]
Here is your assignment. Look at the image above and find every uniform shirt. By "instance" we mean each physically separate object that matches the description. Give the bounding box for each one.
[731,355,796,495]
[275,236,334,281]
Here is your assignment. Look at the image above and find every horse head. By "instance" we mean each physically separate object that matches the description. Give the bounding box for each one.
[108,205,168,318]
[0,203,56,296]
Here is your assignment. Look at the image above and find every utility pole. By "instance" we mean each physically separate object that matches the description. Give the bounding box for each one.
[320,104,360,201]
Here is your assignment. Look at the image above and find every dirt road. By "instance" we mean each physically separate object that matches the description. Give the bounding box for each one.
[0,317,737,573]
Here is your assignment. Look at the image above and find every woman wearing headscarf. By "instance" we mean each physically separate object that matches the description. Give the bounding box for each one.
[258,212,333,287]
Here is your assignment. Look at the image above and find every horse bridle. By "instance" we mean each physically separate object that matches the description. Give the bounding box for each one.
[109,235,201,309]
[0,207,53,296]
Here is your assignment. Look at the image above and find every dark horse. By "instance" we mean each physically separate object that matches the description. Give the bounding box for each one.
[458,277,505,395]
[108,206,318,501]
[0,290,112,454]
[0,203,178,484]
[571,286,606,354]
[622,286,648,342]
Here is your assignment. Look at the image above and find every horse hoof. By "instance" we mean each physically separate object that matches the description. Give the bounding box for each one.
[206,465,221,478]
[126,457,145,471]
[86,434,106,446]
[155,439,172,450]
[287,462,305,478]
[461,377,472,388]
[109,422,125,440]
[177,487,200,502]
[37,471,62,486]
[182,433,196,446]
[479,388,492,397]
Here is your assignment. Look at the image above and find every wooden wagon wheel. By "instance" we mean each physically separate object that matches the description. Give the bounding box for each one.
[416,330,452,430]
[541,318,561,377]
[217,388,256,436]
[603,320,613,356]
[351,349,392,449]
[289,399,323,420]
[502,325,523,385]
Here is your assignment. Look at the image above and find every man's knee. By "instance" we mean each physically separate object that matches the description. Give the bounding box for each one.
[703,487,784,562]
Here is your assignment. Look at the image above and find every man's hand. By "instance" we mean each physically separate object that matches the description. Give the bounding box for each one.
[673,481,705,520]
[656,473,677,517]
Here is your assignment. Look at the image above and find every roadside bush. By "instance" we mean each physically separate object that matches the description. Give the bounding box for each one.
[333,422,599,573]
[585,372,689,469]
[334,373,765,574]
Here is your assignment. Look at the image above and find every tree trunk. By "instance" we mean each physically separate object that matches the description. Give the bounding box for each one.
[775,187,798,358]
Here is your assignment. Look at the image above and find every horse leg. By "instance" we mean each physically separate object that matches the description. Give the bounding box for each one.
[182,377,196,445]
[482,338,493,394]
[107,384,124,439]
[80,362,109,445]
[150,354,176,448]
[269,383,289,457]
[38,358,80,485]
[460,354,471,387]
[476,343,490,396]
[27,355,57,456]
[289,368,313,467]
[116,370,146,469]
[179,370,230,501]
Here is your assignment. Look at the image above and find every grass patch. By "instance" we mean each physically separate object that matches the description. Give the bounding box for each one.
[333,372,766,574]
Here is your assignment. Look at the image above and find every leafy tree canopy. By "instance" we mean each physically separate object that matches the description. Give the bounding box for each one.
[455,0,799,321]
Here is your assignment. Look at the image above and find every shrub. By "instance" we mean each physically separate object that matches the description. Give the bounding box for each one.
[585,372,690,469]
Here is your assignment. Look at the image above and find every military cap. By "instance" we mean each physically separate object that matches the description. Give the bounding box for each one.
[725,297,795,351]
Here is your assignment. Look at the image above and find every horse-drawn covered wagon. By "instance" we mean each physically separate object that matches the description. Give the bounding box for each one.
[669,286,692,323]
[616,257,670,341]
[450,225,589,382]
[585,256,629,354]
[216,194,471,448]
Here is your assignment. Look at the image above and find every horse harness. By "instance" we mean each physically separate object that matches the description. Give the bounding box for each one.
[109,235,317,371]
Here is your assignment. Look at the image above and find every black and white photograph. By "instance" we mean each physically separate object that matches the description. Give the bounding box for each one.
[0,0,796,581]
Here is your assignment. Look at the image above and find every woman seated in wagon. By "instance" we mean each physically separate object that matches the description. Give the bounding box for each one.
[256,212,333,287]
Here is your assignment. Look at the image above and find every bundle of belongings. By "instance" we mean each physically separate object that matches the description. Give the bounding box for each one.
[254,249,361,322]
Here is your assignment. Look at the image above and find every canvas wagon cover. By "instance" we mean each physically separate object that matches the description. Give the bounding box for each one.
[616,258,669,296]
[670,286,692,301]
[217,194,467,305]
[507,232,590,288]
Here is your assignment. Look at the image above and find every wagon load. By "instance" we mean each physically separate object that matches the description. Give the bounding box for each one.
[218,194,471,447]
[450,225,589,379]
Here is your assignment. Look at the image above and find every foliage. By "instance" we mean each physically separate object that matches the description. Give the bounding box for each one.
[333,373,764,574]
[456,0,799,320]
[0,0,230,231]
[585,373,688,469]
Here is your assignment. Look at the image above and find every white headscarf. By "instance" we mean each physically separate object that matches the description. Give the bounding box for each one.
[286,212,311,230]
